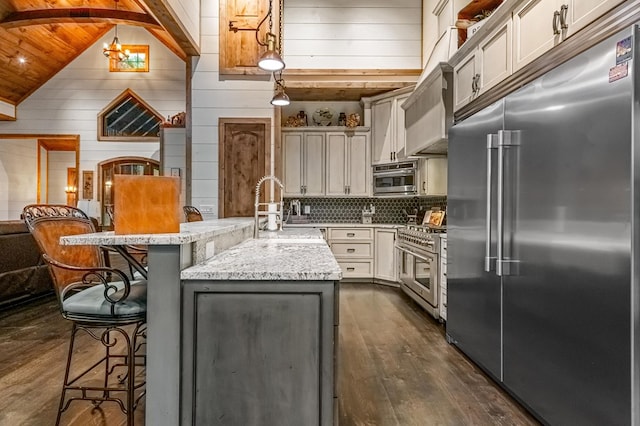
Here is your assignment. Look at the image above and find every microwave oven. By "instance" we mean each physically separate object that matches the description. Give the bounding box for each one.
[373,160,418,196]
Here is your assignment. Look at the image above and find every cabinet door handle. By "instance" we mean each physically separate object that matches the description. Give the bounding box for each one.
[423,181,426,191]
[552,10,561,35]
[347,267,355,272]
[559,4,568,30]
[347,186,351,194]
[347,248,356,253]
[347,233,355,237]
[471,73,481,93]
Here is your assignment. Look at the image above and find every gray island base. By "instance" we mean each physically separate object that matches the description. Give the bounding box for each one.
[181,232,342,425]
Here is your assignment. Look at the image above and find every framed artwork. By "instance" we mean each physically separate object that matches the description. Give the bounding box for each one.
[82,170,94,200]
[109,45,149,72]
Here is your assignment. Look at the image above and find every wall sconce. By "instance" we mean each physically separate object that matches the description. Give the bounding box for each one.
[229,0,285,72]
[65,185,77,194]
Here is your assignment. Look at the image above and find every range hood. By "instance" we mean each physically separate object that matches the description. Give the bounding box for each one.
[402,62,453,156]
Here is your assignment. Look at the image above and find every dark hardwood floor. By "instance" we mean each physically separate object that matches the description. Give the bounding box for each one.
[0,282,539,426]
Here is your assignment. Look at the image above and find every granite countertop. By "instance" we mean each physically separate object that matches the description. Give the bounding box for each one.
[182,231,342,281]
[61,218,255,246]
[258,227,324,239]
[283,223,403,229]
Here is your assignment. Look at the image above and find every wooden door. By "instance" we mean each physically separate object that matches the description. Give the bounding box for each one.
[219,119,270,218]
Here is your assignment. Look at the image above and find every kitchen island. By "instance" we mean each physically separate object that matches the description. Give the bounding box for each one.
[181,229,341,425]
[61,220,341,426]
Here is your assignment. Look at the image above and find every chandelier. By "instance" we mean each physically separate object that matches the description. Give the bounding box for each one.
[103,0,129,61]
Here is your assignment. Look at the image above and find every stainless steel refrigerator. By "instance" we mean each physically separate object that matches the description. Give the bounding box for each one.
[447,25,639,425]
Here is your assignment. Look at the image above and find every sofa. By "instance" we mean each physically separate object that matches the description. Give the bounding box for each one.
[0,220,53,308]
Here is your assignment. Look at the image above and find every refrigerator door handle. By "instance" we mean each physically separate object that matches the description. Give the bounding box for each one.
[485,133,498,272]
[496,130,520,276]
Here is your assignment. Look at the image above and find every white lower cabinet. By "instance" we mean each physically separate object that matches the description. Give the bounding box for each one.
[374,228,397,282]
[325,226,399,282]
[329,227,374,279]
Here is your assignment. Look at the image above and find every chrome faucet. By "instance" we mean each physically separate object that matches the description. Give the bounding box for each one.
[254,175,284,238]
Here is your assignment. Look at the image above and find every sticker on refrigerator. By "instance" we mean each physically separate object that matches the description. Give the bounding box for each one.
[609,62,628,82]
[616,37,632,64]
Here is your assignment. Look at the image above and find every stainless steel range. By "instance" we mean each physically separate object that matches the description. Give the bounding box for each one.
[396,225,444,319]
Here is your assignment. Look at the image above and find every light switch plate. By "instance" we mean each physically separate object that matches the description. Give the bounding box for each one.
[304,205,311,214]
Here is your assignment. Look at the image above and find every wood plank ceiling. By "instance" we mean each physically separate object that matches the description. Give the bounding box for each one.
[0,0,188,112]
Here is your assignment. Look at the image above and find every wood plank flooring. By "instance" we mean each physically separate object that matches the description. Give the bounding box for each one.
[0,283,539,425]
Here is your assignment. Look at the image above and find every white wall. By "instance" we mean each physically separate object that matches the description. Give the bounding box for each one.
[0,139,38,220]
[167,0,201,49]
[283,0,422,69]
[192,0,275,218]
[0,25,186,203]
[47,151,75,204]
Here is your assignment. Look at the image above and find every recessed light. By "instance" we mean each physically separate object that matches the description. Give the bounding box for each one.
[18,57,26,64]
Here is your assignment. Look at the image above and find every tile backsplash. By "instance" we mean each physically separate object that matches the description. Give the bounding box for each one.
[284,196,447,224]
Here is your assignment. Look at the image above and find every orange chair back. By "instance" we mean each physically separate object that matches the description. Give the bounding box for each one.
[26,217,104,300]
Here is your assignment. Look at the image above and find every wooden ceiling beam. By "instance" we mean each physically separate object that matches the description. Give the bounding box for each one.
[0,8,161,29]
[138,0,200,56]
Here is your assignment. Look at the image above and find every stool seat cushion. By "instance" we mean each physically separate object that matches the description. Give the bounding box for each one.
[62,279,147,317]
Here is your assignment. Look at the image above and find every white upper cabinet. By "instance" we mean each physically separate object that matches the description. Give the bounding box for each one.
[283,132,325,197]
[347,133,370,197]
[371,88,414,164]
[284,129,370,197]
[326,132,371,197]
[565,0,625,38]
[453,50,479,112]
[371,98,394,164]
[326,133,347,196]
[418,158,448,196]
[513,0,562,72]
[513,0,624,71]
[478,20,512,93]
[451,0,624,112]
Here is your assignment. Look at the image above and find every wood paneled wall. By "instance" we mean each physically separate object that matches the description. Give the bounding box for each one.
[283,0,422,69]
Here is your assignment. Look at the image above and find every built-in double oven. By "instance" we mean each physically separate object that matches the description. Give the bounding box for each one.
[396,226,439,319]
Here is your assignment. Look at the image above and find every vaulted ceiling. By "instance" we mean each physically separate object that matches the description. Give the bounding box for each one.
[0,0,196,119]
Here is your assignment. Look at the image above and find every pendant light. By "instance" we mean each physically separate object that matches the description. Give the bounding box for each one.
[256,0,285,72]
[270,71,290,106]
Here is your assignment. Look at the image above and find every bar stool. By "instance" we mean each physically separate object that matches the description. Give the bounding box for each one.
[24,212,146,425]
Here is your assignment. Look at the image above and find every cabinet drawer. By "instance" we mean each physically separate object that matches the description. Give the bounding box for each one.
[330,242,373,258]
[328,228,373,240]
[338,261,374,278]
